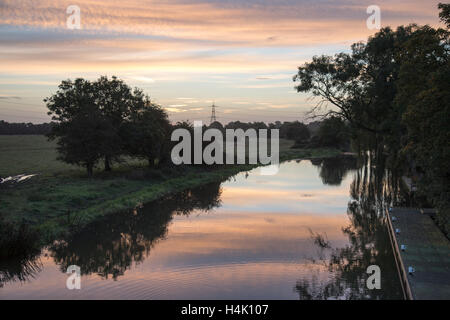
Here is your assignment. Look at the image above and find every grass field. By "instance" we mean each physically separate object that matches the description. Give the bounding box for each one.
[0,135,340,242]
[0,135,147,177]
[0,135,75,177]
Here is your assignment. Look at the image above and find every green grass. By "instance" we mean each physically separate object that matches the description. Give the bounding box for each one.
[0,135,146,177]
[0,135,340,243]
[0,135,74,177]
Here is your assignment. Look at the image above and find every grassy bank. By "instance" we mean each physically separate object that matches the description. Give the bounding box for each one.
[0,135,340,242]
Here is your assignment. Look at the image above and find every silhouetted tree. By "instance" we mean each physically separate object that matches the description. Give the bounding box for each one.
[123,101,171,167]
[439,3,450,27]
[46,78,107,176]
[316,116,350,149]
[93,76,146,171]
[395,12,450,234]
[294,4,450,235]
[45,76,156,176]
[293,25,424,156]
[284,121,310,141]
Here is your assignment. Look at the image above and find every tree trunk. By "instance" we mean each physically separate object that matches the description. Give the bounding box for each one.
[87,163,93,177]
[104,156,112,171]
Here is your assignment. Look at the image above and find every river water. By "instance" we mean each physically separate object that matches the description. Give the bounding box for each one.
[0,158,404,299]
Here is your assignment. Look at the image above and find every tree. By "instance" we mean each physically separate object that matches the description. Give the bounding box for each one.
[285,121,310,141]
[93,76,143,171]
[293,25,422,156]
[395,14,450,234]
[45,76,151,176]
[209,121,224,132]
[439,3,450,28]
[45,78,109,176]
[294,4,450,235]
[123,100,171,167]
[316,116,350,149]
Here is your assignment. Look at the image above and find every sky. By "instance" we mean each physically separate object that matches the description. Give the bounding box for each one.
[0,0,444,124]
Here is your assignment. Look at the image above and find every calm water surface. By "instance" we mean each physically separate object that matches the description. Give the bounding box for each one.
[0,159,403,299]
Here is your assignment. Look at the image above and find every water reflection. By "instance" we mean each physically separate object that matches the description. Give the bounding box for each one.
[1,158,405,299]
[50,182,222,280]
[0,223,42,288]
[295,154,405,299]
[311,155,359,186]
[0,253,42,288]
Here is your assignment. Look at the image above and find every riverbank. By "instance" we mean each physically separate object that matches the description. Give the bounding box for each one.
[0,135,342,244]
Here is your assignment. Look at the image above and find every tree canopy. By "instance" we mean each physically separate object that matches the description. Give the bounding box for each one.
[294,4,450,234]
[45,76,170,176]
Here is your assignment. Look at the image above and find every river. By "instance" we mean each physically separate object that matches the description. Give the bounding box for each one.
[0,157,404,299]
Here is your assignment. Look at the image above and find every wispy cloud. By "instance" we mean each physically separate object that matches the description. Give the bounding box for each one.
[235,83,291,89]
[0,94,21,100]
[0,0,443,123]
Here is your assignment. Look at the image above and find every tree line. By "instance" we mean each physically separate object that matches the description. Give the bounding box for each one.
[293,3,450,234]
[0,117,347,151]
[211,119,350,150]
[0,120,52,135]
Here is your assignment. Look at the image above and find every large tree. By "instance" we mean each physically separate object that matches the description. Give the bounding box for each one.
[396,9,450,234]
[294,4,450,234]
[45,78,110,176]
[45,76,152,176]
[293,25,423,157]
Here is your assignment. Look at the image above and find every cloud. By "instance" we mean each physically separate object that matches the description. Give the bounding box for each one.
[268,104,295,109]
[165,107,187,113]
[235,83,290,89]
[0,0,442,76]
[1,1,441,47]
[0,0,443,123]
[126,76,155,83]
[0,94,21,99]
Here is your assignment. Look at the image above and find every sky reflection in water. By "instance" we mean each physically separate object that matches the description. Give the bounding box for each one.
[0,159,402,299]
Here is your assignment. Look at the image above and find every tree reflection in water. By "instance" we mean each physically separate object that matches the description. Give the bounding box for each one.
[296,154,406,299]
[49,182,222,280]
[0,254,42,288]
[0,223,42,288]
[311,155,359,186]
